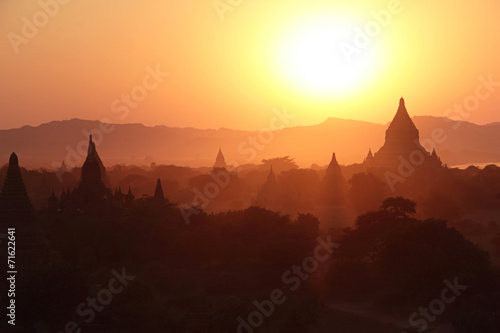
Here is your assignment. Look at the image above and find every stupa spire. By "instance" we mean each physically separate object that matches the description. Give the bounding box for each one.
[213,147,227,169]
[266,166,276,185]
[0,153,34,222]
[0,153,51,269]
[125,186,135,207]
[71,135,109,205]
[371,98,425,168]
[318,152,347,205]
[153,178,166,204]
[327,152,341,173]
[364,148,374,163]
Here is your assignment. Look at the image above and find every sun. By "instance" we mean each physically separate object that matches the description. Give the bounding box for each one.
[274,16,383,98]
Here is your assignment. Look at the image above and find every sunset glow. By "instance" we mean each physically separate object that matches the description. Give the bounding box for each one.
[274,15,383,97]
[0,0,499,130]
[2,2,500,332]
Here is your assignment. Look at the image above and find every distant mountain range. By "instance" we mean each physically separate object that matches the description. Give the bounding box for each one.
[1,117,500,169]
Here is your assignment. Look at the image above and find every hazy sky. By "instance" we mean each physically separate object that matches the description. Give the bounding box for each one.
[1,0,499,130]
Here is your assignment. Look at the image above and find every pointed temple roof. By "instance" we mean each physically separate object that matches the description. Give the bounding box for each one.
[59,161,68,172]
[72,135,109,205]
[372,98,427,168]
[430,148,443,166]
[153,178,166,204]
[322,153,347,189]
[2,153,30,198]
[126,186,134,199]
[213,147,227,169]
[0,153,33,223]
[364,148,374,163]
[266,166,276,185]
[0,153,51,268]
[114,186,124,201]
[385,98,419,142]
[81,135,105,183]
[256,166,279,206]
[319,152,347,205]
[0,153,34,223]
[82,135,107,182]
[125,186,135,207]
[325,152,342,176]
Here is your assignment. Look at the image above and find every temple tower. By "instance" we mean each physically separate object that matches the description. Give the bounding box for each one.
[371,98,441,168]
[213,147,227,170]
[72,135,110,205]
[318,152,347,205]
[0,153,50,269]
[153,178,166,204]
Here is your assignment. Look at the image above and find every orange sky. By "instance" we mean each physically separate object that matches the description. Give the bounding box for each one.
[1,0,499,130]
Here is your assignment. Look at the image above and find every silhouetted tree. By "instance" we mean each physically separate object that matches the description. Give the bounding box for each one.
[380,196,416,217]
[328,198,494,305]
[261,156,298,174]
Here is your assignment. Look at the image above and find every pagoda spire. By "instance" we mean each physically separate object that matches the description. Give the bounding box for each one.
[326,152,341,174]
[386,97,419,137]
[0,153,51,269]
[59,160,68,173]
[0,153,34,223]
[88,134,95,156]
[125,186,135,207]
[372,98,426,168]
[153,178,166,204]
[213,147,227,169]
[267,166,276,185]
[364,148,374,163]
[430,148,442,166]
[71,135,109,205]
[318,152,347,205]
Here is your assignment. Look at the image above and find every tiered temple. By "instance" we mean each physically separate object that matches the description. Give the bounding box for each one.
[370,98,442,168]
[71,135,111,205]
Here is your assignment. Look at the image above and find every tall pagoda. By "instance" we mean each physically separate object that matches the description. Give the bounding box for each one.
[0,153,50,269]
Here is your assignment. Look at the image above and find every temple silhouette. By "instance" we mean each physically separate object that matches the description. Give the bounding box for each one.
[0,153,50,269]
[1,98,499,332]
[153,178,167,204]
[2,98,446,218]
[367,98,442,169]
[318,152,347,206]
[70,135,112,207]
[255,166,279,207]
[213,147,227,171]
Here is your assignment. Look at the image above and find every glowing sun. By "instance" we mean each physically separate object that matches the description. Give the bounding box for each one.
[275,17,382,97]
